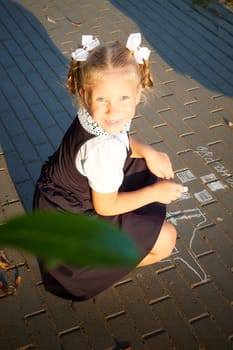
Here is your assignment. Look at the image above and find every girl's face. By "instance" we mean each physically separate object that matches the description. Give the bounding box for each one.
[85,69,141,135]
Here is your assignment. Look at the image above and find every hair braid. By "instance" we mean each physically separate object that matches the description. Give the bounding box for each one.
[139,59,153,89]
[66,59,82,95]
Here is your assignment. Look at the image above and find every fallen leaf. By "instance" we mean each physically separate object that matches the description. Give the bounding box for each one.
[47,16,56,24]
[66,17,82,27]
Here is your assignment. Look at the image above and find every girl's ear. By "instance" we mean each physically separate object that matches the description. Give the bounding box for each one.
[136,85,142,104]
[79,88,84,100]
[79,88,89,108]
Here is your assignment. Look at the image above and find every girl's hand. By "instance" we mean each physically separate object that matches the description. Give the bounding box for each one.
[146,150,174,180]
[151,180,184,204]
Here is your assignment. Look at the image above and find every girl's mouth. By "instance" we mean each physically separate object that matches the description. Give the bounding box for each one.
[105,119,124,127]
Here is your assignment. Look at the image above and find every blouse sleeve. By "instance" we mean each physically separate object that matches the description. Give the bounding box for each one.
[76,136,128,193]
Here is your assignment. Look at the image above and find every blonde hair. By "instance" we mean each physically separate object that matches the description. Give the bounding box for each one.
[66,41,153,107]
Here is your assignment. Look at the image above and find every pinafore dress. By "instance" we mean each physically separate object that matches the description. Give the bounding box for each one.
[33,115,166,301]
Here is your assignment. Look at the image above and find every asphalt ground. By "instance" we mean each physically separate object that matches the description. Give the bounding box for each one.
[0,1,233,349]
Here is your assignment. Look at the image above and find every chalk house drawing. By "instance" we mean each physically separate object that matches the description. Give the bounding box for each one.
[159,145,232,281]
[165,208,209,281]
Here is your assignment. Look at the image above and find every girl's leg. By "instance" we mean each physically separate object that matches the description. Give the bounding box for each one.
[137,221,177,267]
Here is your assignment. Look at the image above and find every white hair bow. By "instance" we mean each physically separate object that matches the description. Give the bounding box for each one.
[72,35,100,61]
[126,33,151,64]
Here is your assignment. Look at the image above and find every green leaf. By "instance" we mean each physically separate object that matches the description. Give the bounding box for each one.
[0,211,140,268]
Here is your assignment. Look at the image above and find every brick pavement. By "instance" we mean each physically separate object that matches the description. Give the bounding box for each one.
[0,0,233,349]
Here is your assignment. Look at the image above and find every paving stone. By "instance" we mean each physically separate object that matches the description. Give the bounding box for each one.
[96,286,126,318]
[156,267,205,321]
[16,265,45,316]
[157,107,193,135]
[185,116,219,145]
[192,281,233,337]
[42,291,80,333]
[212,94,233,116]
[153,141,187,172]
[211,124,233,149]
[202,201,233,239]
[155,125,190,154]
[131,116,163,144]
[21,118,48,145]
[136,104,166,127]
[12,134,38,164]
[106,312,147,350]
[169,239,209,285]
[150,297,199,349]
[0,294,33,350]
[73,299,116,350]
[2,247,25,265]
[30,103,56,129]
[0,161,18,202]
[35,142,55,162]
[59,329,91,350]
[26,311,62,350]
[142,330,172,350]
[199,224,233,270]
[1,201,25,222]
[26,159,43,182]
[16,179,35,211]
[21,42,44,62]
[180,131,205,150]
[190,315,232,350]
[198,252,233,301]
[210,108,233,129]
[114,278,162,335]
[161,92,193,120]
[6,64,29,90]
[209,140,233,170]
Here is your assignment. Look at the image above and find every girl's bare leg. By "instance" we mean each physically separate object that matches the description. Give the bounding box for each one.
[137,221,177,267]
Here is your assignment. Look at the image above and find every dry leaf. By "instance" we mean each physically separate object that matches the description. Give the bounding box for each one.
[47,16,57,24]
[66,17,82,27]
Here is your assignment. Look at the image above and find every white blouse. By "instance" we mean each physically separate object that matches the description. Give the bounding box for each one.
[76,109,130,193]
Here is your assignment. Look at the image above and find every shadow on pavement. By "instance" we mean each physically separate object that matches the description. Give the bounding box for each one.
[110,0,233,96]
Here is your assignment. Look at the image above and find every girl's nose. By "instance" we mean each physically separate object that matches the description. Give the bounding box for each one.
[106,101,119,115]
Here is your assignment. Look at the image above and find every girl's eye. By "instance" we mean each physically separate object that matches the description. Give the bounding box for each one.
[96,97,107,103]
[120,96,129,101]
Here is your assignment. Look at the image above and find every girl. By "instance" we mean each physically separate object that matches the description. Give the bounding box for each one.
[33,33,184,301]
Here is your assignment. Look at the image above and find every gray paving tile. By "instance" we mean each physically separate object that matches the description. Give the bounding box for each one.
[192,281,233,336]
[198,251,233,301]
[151,297,199,349]
[26,311,62,350]
[191,314,232,350]
[0,295,32,350]
[73,300,115,350]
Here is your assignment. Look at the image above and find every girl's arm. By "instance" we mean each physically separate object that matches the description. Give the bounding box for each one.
[92,136,183,216]
[129,136,174,179]
[92,180,184,216]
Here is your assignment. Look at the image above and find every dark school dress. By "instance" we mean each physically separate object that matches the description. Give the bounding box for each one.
[33,116,166,301]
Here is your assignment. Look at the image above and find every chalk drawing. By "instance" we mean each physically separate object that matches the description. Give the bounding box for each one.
[194,189,213,203]
[164,208,209,281]
[176,170,196,183]
[177,191,192,201]
[200,173,217,184]
[195,146,233,187]
[159,145,231,281]
[207,181,228,192]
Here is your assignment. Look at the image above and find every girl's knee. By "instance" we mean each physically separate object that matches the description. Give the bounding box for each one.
[151,221,177,260]
[137,221,177,267]
[163,221,177,252]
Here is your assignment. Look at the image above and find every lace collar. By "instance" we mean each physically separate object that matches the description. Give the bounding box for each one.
[77,108,130,137]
